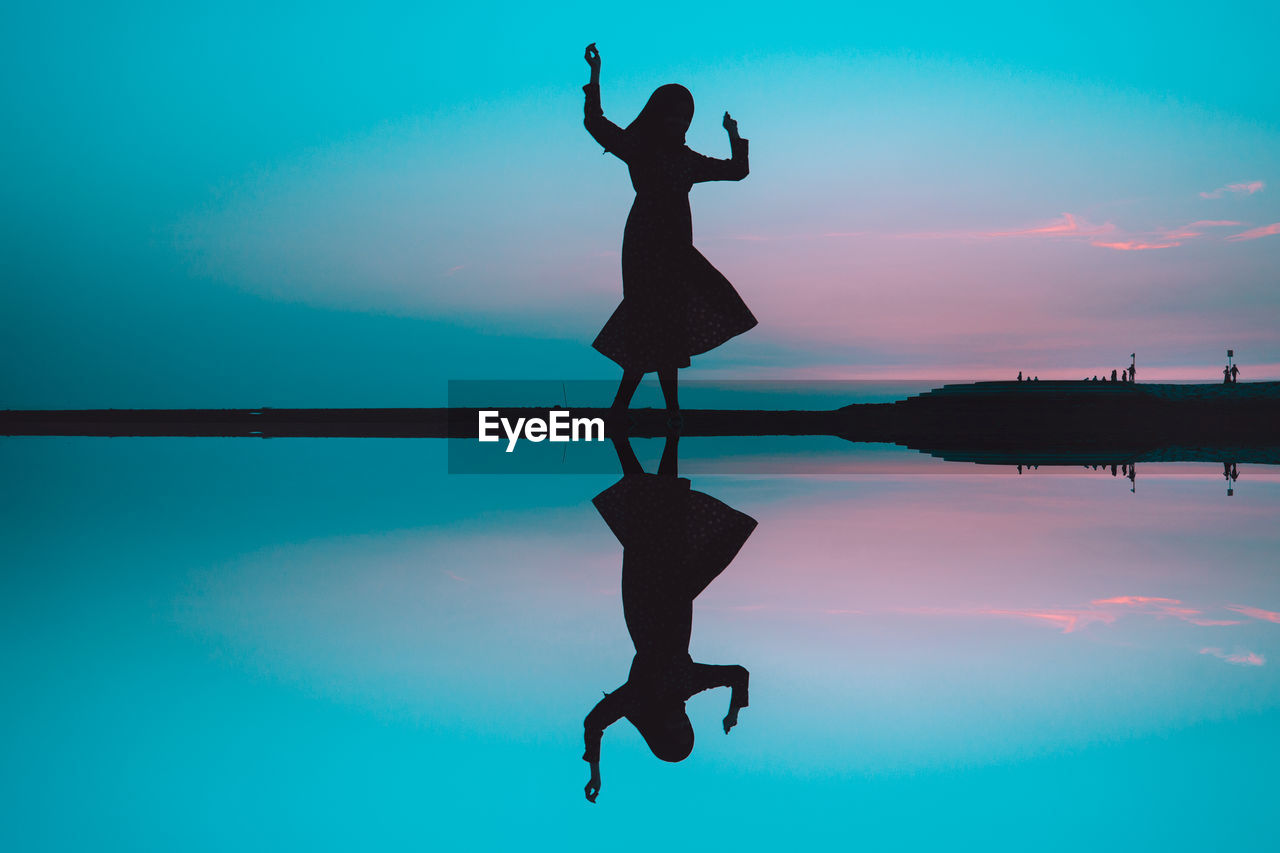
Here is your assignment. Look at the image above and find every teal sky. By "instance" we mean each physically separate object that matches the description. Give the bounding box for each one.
[3,2,1279,406]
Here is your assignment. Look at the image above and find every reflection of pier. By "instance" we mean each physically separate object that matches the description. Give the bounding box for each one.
[4,381,1278,464]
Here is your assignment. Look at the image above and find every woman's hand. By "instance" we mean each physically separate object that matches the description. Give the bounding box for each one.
[722,707,740,734]
[584,761,602,803]
[723,111,740,139]
[585,43,601,73]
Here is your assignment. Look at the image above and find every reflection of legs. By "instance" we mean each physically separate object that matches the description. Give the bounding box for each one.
[610,434,644,475]
[611,371,643,411]
[657,433,679,477]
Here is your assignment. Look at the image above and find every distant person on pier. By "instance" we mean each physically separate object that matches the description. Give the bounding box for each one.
[1017,371,1022,382]
[1231,363,1240,384]
[1111,369,1118,382]
[1224,365,1232,384]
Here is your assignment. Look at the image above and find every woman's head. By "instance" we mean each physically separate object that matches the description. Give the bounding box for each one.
[633,702,695,762]
[627,84,694,147]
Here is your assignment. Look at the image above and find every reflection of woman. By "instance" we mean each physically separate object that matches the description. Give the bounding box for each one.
[582,43,758,420]
[583,434,756,803]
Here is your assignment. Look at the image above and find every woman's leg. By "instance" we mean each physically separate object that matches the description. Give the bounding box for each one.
[611,371,643,411]
[658,368,679,413]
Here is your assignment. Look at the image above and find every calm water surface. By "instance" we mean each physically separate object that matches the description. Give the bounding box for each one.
[2,437,1277,850]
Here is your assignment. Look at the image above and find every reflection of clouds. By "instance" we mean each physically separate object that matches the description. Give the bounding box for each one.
[1089,596,1244,627]
[905,593,1277,639]
[1200,647,1266,666]
[892,605,1114,634]
[745,592,1275,663]
[892,594,1254,634]
[704,595,1273,638]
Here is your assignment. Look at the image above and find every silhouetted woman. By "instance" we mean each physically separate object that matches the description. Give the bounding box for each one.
[582,43,758,424]
[582,432,755,802]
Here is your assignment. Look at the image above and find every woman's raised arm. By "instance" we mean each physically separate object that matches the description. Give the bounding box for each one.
[689,111,749,183]
[583,43,628,158]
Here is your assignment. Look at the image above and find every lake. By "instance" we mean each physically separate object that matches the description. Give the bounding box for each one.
[2,432,1277,850]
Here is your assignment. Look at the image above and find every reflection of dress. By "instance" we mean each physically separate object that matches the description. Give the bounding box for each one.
[583,473,757,761]
[583,83,758,372]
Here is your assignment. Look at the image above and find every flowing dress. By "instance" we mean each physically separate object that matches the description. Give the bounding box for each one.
[583,83,758,372]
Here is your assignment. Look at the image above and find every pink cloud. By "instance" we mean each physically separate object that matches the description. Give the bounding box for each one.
[899,212,1116,242]
[1199,180,1265,199]
[1162,220,1243,239]
[1091,240,1181,251]
[1225,605,1280,624]
[985,212,1114,239]
[1225,222,1280,242]
[1091,596,1176,605]
[1092,219,1246,249]
[1200,647,1266,666]
[863,212,1258,252]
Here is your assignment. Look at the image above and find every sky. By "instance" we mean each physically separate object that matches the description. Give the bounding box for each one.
[3,1,1279,407]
